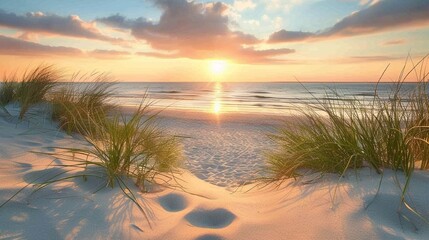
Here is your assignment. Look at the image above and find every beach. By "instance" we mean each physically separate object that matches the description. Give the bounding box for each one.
[1,0,429,238]
[0,104,428,240]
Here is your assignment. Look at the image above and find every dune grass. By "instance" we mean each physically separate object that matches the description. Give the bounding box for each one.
[1,100,183,226]
[12,65,60,119]
[44,102,182,224]
[51,73,115,134]
[57,100,182,189]
[0,75,18,106]
[0,66,183,226]
[267,55,429,223]
[269,56,429,178]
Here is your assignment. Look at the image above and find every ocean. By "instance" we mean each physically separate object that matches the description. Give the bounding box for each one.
[111,82,420,115]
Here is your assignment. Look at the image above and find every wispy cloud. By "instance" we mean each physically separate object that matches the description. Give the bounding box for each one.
[268,0,429,43]
[88,49,131,59]
[0,9,122,43]
[0,34,83,56]
[382,39,406,46]
[0,34,132,60]
[17,32,38,41]
[346,55,400,62]
[139,47,295,64]
[98,0,294,63]
[331,55,402,64]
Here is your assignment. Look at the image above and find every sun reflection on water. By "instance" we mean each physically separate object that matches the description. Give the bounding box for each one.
[212,81,222,114]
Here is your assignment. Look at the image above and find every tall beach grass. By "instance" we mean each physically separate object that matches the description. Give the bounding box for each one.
[0,65,60,118]
[15,65,60,119]
[267,55,429,223]
[41,101,182,224]
[0,74,18,106]
[269,56,429,178]
[1,102,183,225]
[0,66,183,226]
[51,72,115,134]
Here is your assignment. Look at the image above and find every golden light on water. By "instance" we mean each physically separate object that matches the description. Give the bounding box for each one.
[210,60,227,76]
[213,100,221,114]
[212,81,222,114]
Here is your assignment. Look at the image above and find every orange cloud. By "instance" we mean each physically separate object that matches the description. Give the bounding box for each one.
[88,49,131,59]
[98,0,295,63]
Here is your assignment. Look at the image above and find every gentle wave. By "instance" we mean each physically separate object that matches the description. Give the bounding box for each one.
[57,82,423,114]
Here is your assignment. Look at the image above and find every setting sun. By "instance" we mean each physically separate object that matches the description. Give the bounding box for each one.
[210,60,227,75]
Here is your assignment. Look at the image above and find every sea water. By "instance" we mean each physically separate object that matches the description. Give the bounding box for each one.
[110,82,419,114]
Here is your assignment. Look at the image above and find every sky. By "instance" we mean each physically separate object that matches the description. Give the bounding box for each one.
[0,0,428,82]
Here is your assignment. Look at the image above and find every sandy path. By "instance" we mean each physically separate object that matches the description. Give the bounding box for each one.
[158,115,277,188]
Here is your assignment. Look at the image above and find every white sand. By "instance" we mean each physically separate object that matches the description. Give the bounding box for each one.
[157,114,276,188]
[0,106,428,239]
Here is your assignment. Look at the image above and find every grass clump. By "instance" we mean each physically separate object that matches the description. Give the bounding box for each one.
[51,73,115,134]
[42,101,181,224]
[0,75,18,106]
[64,101,182,190]
[267,55,429,224]
[268,56,429,179]
[268,102,364,179]
[14,65,60,119]
[1,100,183,226]
[0,65,183,227]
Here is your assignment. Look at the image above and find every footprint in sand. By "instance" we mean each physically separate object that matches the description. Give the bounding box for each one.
[195,234,225,240]
[185,208,236,229]
[158,193,188,212]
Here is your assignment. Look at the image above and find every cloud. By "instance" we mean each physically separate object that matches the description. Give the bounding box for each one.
[244,19,260,27]
[0,9,121,43]
[97,14,151,30]
[88,49,131,59]
[268,30,315,43]
[347,55,400,62]
[268,0,429,43]
[264,0,303,12]
[382,39,406,46]
[233,0,256,11]
[333,55,402,64]
[0,34,83,56]
[0,35,131,60]
[99,0,294,63]
[138,47,295,64]
[17,32,38,41]
[360,0,380,6]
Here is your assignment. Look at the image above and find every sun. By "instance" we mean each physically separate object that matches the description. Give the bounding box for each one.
[210,60,227,75]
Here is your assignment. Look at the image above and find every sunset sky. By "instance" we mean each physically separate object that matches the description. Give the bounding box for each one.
[0,0,428,82]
